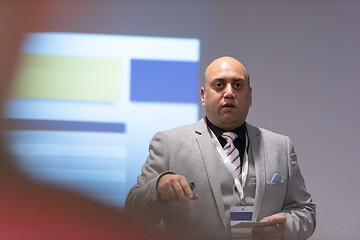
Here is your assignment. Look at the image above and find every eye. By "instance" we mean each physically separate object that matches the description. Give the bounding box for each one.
[214,82,223,88]
[234,83,242,88]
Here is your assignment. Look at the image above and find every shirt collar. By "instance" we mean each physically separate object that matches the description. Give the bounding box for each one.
[206,117,246,142]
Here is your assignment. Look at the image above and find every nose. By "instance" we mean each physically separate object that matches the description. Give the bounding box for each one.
[224,83,235,98]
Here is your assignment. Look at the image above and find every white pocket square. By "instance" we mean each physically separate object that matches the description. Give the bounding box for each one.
[270,173,282,183]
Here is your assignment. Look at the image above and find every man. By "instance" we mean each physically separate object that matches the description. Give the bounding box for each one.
[125,56,316,239]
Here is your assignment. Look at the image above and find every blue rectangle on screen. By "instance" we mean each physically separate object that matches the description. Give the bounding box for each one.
[5,118,126,133]
[130,59,198,103]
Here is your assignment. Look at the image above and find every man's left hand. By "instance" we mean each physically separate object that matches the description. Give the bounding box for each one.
[252,214,286,240]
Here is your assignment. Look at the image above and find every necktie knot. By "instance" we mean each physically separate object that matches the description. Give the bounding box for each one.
[221,132,238,143]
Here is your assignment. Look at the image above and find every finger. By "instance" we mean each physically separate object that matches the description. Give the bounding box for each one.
[157,182,170,201]
[253,219,279,233]
[157,174,178,201]
[167,185,178,201]
[274,216,286,224]
[257,223,285,237]
[192,193,199,200]
[172,181,189,206]
[160,186,176,201]
[160,184,176,201]
[179,178,194,199]
[259,216,271,222]
[268,214,286,224]
[262,224,280,233]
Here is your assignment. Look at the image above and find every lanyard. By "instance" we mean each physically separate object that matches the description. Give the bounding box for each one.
[210,129,249,205]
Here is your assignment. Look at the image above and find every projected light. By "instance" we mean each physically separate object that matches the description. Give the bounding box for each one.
[5,33,200,207]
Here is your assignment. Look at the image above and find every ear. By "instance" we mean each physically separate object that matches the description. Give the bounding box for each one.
[200,87,206,106]
[248,87,253,107]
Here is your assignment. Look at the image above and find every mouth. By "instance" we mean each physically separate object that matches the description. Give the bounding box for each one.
[222,103,235,108]
[221,103,236,111]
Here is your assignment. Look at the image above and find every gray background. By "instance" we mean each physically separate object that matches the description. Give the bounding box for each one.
[18,0,360,239]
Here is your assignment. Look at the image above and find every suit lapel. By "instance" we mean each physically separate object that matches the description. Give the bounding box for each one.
[194,120,267,224]
[195,118,227,228]
[246,123,266,221]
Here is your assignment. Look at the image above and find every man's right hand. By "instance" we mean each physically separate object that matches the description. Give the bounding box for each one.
[157,174,199,207]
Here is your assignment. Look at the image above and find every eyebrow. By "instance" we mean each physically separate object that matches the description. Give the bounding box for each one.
[211,78,246,83]
[233,78,246,83]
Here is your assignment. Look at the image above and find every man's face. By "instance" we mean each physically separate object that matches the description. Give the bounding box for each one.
[201,57,252,131]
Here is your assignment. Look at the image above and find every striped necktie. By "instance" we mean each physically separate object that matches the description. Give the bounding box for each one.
[221,132,241,177]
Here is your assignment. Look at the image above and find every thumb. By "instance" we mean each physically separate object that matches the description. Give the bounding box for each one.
[268,214,286,224]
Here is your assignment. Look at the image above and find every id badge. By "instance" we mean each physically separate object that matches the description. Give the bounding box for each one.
[230,206,254,239]
[230,206,254,226]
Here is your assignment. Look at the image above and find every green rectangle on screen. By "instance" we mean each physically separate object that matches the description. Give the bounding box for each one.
[11,54,122,101]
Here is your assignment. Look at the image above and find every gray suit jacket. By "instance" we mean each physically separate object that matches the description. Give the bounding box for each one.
[125,118,316,240]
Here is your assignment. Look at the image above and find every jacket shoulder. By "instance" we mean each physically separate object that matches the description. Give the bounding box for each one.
[246,123,291,143]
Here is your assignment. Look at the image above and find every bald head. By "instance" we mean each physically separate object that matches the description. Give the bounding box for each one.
[204,56,250,88]
[201,56,252,131]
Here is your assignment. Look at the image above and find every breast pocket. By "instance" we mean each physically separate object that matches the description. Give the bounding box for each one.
[265,180,286,202]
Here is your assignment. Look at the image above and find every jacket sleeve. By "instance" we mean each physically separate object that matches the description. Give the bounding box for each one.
[125,131,173,226]
[280,137,316,239]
